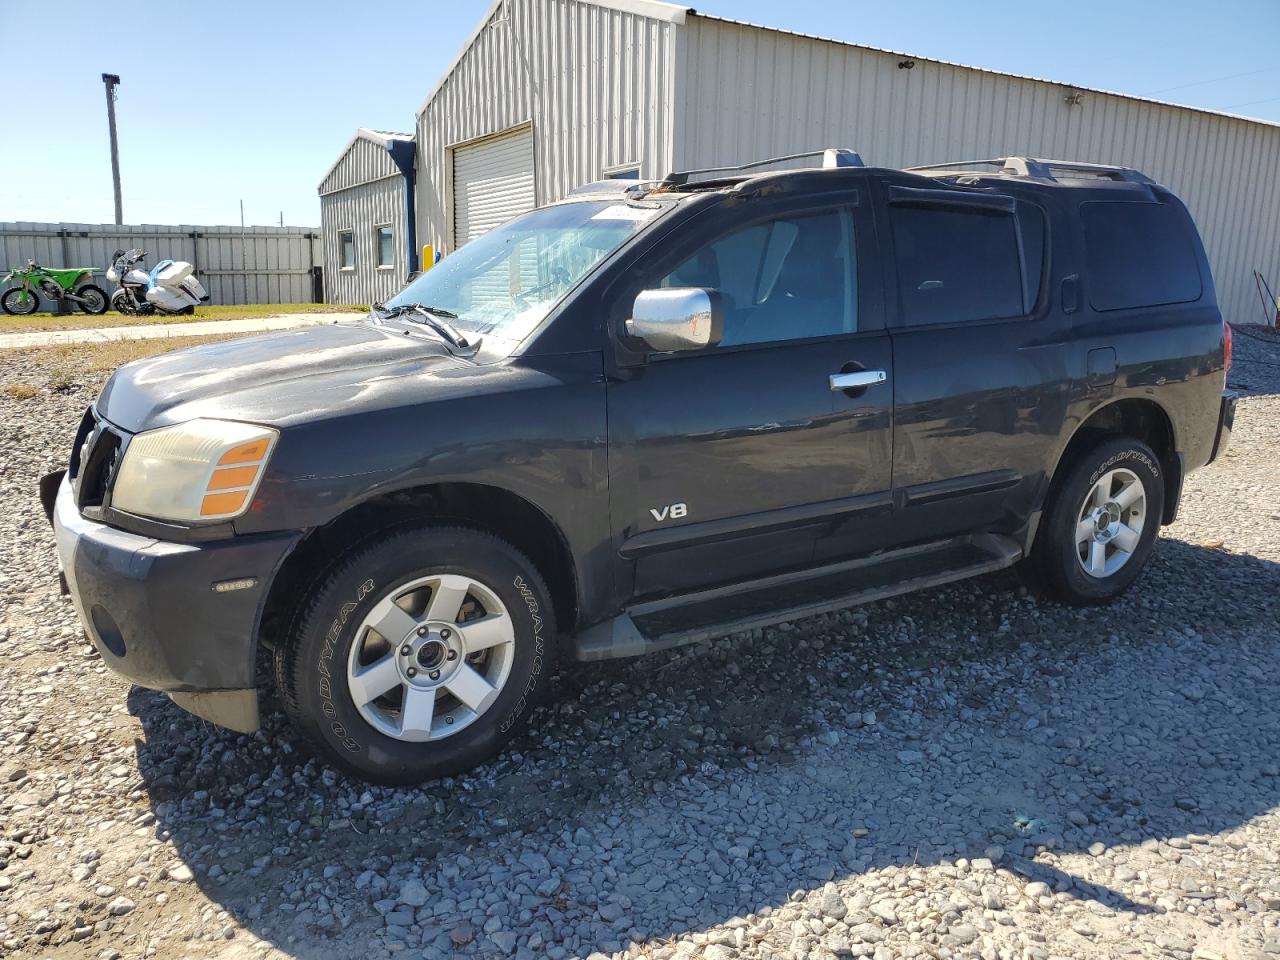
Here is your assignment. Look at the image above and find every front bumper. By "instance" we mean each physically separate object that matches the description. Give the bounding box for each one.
[1207,391,1238,465]
[48,472,299,732]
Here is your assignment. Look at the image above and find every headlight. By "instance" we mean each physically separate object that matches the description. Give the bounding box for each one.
[111,418,278,523]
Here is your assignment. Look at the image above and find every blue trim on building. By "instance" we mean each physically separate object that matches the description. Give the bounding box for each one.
[385,139,419,274]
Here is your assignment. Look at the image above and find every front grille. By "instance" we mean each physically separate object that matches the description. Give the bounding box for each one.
[72,408,124,510]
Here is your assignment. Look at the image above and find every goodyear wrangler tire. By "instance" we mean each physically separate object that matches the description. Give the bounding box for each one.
[275,525,556,784]
[1028,436,1164,605]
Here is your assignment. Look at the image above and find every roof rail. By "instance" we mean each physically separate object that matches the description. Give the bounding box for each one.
[663,148,865,188]
[906,156,1154,184]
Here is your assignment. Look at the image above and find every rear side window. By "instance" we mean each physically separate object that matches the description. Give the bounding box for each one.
[890,205,1025,326]
[1081,201,1202,311]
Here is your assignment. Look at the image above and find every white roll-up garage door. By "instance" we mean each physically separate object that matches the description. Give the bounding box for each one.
[452,127,536,249]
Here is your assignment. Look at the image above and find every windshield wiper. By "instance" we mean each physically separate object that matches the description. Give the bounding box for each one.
[373,302,474,350]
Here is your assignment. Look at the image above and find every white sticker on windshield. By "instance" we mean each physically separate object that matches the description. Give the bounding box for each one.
[590,204,659,223]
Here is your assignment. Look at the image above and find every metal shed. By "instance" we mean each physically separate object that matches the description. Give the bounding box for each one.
[318,129,417,305]
[410,0,1280,326]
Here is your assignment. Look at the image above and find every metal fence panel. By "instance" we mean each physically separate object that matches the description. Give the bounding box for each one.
[0,222,323,310]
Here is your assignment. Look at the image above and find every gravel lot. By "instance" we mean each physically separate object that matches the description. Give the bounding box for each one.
[2,329,1279,960]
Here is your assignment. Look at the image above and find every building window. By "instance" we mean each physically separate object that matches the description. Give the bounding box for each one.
[375,225,394,269]
[339,231,355,270]
[605,165,641,180]
[1081,201,1202,311]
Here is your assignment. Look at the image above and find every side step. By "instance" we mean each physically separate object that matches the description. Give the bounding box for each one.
[574,534,1022,661]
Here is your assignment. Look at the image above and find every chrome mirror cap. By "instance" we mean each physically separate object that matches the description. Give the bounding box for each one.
[625,287,723,353]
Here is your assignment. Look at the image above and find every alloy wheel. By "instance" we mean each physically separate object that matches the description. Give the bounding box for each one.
[345,573,515,742]
[1075,467,1147,578]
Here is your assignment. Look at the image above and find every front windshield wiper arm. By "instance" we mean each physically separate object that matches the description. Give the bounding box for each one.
[373,302,474,350]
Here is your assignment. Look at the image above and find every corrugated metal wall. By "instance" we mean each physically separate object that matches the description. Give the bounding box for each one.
[0,222,321,308]
[319,132,412,305]
[416,0,680,253]
[320,178,408,305]
[676,15,1280,326]
[319,137,400,195]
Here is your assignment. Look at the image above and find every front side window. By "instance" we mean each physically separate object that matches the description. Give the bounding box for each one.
[1081,200,1202,311]
[339,231,355,270]
[385,199,668,352]
[890,204,1025,326]
[658,209,856,347]
[375,225,394,268]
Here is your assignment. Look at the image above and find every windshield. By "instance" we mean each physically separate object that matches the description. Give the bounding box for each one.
[383,199,666,350]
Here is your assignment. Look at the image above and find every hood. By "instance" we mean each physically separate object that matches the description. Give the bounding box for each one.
[97,320,472,432]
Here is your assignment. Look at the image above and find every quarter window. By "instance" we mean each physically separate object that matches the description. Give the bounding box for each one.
[890,204,1025,326]
[1081,201,1202,311]
[658,209,856,346]
[339,231,355,270]
[375,225,394,269]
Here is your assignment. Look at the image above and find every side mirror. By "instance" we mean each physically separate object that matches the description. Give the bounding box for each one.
[405,271,422,284]
[625,288,723,353]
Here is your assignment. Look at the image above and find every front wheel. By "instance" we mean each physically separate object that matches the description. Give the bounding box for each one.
[1026,436,1164,605]
[275,525,557,784]
[75,284,108,315]
[1,287,40,315]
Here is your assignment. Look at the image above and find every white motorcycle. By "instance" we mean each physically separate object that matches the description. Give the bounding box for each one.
[106,248,210,315]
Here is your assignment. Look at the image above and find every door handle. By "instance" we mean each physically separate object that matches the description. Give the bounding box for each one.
[829,370,887,392]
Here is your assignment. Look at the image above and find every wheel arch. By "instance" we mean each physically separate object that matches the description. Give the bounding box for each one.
[1045,397,1181,526]
[256,481,580,677]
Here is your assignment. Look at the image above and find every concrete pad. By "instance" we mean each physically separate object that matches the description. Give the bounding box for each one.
[0,312,366,350]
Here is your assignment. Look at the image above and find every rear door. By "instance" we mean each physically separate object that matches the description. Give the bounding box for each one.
[879,179,1072,546]
[604,189,896,600]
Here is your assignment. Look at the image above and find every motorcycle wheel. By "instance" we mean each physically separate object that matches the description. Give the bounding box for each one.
[76,285,109,315]
[111,289,139,315]
[1,287,40,316]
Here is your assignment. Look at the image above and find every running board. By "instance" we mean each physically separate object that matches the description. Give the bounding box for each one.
[574,534,1022,661]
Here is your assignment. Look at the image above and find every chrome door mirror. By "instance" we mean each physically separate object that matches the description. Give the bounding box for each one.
[625,288,723,353]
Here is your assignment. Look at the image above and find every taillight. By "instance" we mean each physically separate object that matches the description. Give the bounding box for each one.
[1224,321,1233,376]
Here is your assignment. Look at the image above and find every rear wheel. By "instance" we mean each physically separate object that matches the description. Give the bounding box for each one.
[275,525,557,784]
[1027,436,1164,604]
[1,287,40,315]
[75,284,108,315]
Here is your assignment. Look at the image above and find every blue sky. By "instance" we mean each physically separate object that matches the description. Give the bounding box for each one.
[2,0,1276,228]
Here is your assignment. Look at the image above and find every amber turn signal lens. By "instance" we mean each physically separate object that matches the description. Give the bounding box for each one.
[200,491,249,516]
[219,439,271,465]
[207,465,259,490]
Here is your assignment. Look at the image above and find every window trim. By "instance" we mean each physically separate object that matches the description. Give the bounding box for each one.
[337,229,356,272]
[374,223,395,271]
[884,186,1049,332]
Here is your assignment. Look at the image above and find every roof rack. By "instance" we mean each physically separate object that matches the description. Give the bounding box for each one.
[905,156,1154,184]
[662,148,864,188]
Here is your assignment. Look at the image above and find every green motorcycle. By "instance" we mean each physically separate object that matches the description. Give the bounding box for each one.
[1,260,108,316]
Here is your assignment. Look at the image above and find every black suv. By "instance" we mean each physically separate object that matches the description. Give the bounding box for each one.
[43,151,1236,784]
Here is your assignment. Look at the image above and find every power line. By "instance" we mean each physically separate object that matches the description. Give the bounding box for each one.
[1145,67,1275,96]
[1219,95,1280,110]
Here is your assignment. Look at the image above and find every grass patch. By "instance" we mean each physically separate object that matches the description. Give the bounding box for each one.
[7,333,244,389]
[3,383,38,400]
[0,302,365,334]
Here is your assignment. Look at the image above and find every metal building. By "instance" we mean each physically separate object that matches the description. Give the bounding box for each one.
[318,129,417,305]
[403,0,1280,326]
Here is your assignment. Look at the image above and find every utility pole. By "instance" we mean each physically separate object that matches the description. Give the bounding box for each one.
[101,73,123,225]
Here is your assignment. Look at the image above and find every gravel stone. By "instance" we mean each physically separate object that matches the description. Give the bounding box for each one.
[0,329,1278,957]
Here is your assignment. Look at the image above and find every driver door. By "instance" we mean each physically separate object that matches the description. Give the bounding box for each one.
[605,191,895,600]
